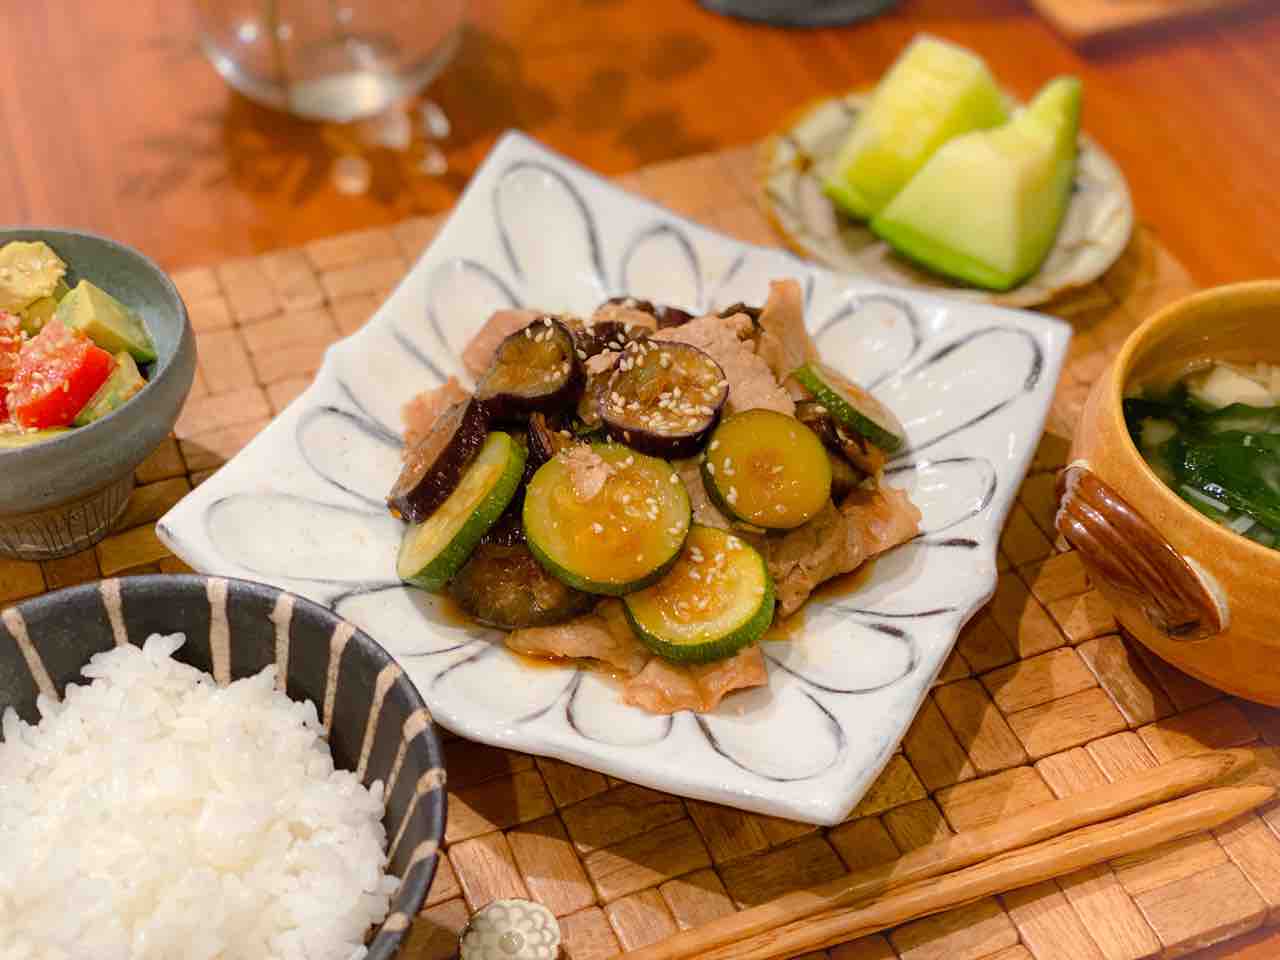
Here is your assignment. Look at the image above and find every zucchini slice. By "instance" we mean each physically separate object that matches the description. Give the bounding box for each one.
[624,525,774,664]
[701,409,832,530]
[524,443,691,595]
[791,362,904,453]
[397,431,527,591]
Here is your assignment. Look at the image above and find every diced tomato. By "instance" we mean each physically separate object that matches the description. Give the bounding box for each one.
[0,311,23,419]
[8,319,114,429]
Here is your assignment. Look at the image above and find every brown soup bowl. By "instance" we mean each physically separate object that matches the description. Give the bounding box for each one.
[1060,280,1280,705]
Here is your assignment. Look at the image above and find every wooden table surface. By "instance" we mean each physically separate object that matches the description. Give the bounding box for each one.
[4,1,1280,958]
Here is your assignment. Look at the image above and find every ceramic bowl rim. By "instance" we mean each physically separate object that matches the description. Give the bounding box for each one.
[1104,278,1280,567]
[1,572,447,953]
[0,225,192,462]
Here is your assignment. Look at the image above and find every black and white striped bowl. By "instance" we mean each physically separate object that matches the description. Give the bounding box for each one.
[0,574,446,960]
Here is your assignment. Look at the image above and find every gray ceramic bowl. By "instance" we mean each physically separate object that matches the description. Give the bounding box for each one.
[0,228,195,560]
[0,574,446,958]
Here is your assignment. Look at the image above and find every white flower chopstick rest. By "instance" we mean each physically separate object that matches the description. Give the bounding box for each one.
[460,899,562,960]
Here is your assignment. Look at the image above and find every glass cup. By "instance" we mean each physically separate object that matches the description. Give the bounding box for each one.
[195,0,466,122]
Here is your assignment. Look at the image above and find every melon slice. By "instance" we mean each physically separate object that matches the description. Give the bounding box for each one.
[871,76,1083,292]
[822,35,1008,221]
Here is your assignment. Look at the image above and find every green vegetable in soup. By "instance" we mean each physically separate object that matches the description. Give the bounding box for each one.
[1125,373,1280,550]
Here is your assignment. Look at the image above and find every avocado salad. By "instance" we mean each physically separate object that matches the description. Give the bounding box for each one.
[0,241,155,448]
[387,280,923,715]
[1126,362,1280,549]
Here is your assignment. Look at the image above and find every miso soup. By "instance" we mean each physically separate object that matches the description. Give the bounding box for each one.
[1126,361,1280,549]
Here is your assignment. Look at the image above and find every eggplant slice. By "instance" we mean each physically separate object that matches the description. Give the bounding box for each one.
[601,296,694,330]
[476,316,582,420]
[795,399,887,478]
[449,542,594,629]
[601,341,728,458]
[573,319,649,360]
[528,412,577,468]
[387,397,489,524]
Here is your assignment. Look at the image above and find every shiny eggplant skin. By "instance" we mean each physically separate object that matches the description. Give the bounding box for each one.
[795,399,886,477]
[387,397,489,524]
[448,542,594,629]
[600,341,728,459]
[475,317,583,420]
[527,412,576,468]
[601,296,694,329]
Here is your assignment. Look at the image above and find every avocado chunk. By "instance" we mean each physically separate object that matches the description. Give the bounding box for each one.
[0,428,70,449]
[0,241,67,313]
[822,35,1008,221]
[56,280,157,364]
[72,352,147,426]
[18,279,70,336]
[871,76,1083,292]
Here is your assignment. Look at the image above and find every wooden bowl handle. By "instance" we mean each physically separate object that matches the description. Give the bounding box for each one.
[1055,465,1224,641]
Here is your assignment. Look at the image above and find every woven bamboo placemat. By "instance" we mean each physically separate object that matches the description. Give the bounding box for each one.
[4,144,1280,960]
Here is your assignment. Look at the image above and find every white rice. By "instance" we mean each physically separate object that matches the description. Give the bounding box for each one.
[0,634,398,960]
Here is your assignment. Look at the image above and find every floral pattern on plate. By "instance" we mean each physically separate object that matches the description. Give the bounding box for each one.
[159,132,1070,824]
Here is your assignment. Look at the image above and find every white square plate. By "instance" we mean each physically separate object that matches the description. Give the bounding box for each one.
[160,132,1070,825]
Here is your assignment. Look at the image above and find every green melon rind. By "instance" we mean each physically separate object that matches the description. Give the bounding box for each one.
[397,431,527,592]
[624,537,776,664]
[791,363,904,453]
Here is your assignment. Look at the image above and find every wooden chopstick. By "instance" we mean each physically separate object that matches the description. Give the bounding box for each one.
[628,748,1258,960]
[695,784,1273,960]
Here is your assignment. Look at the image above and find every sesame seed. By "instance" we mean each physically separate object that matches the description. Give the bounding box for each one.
[636,554,644,563]
[727,487,738,505]
[710,440,720,451]
[591,522,604,534]
[670,474,679,484]
[706,462,715,476]
[774,504,785,514]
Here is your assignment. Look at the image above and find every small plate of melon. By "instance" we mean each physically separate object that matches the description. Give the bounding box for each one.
[759,35,1133,308]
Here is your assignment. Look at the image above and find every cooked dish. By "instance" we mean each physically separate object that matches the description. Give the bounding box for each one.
[0,240,155,448]
[0,633,395,960]
[388,280,921,714]
[1126,360,1280,549]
